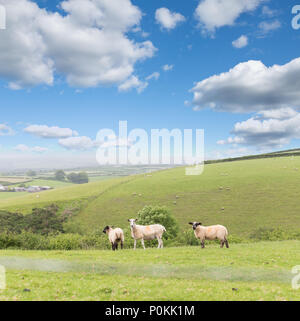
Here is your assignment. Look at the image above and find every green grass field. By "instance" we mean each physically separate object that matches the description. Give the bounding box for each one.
[1,156,300,236]
[0,156,300,301]
[0,241,299,301]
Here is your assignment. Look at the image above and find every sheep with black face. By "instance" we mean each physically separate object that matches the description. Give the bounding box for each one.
[103,226,124,251]
[189,222,229,249]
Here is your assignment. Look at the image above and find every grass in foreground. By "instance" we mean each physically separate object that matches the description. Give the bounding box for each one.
[0,241,299,301]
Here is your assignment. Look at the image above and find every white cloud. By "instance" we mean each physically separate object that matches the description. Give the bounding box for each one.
[58,136,96,150]
[14,144,48,153]
[195,0,264,34]
[258,20,281,36]
[118,75,148,93]
[217,137,245,145]
[146,72,160,81]
[218,108,300,148]
[162,64,174,71]
[59,135,133,150]
[257,108,298,120]
[191,58,300,113]
[0,124,14,136]
[0,0,156,89]
[24,125,78,138]
[261,6,277,17]
[232,35,248,48]
[155,8,185,30]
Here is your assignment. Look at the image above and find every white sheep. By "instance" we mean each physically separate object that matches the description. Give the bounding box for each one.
[103,226,125,251]
[128,219,166,250]
[189,222,229,249]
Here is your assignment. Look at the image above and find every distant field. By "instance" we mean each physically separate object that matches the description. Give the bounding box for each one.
[0,177,30,184]
[1,156,300,236]
[0,176,134,213]
[0,241,299,301]
[22,179,74,188]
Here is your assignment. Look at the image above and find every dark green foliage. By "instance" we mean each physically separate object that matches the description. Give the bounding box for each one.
[67,172,89,184]
[0,211,26,233]
[24,205,64,235]
[0,204,64,235]
[26,170,37,177]
[55,170,66,181]
[137,205,179,239]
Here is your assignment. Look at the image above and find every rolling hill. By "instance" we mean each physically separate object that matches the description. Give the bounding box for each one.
[1,155,300,237]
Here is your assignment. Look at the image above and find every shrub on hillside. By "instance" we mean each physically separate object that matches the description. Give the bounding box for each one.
[137,205,179,240]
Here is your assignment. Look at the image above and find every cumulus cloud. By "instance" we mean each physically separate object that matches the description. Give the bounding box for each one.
[191,58,300,113]
[14,144,48,153]
[118,75,148,93]
[0,124,14,136]
[59,135,133,150]
[195,0,264,34]
[58,136,96,150]
[232,35,248,48]
[0,0,156,89]
[218,108,300,148]
[155,8,185,30]
[258,20,281,36]
[162,64,174,71]
[24,125,78,138]
[146,72,160,81]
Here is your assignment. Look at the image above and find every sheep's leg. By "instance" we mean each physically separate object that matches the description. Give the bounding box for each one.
[225,239,229,248]
[157,236,161,249]
[112,243,116,251]
[201,240,205,249]
[220,240,224,248]
[116,243,118,250]
[160,239,163,249]
[141,239,146,250]
[134,239,137,250]
[121,242,124,250]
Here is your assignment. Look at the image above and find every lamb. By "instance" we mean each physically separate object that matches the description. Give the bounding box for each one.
[128,219,166,250]
[103,226,124,251]
[189,222,229,249]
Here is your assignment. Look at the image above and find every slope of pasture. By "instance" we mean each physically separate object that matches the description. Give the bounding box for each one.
[0,241,299,301]
[72,156,300,236]
[0,176,134,214]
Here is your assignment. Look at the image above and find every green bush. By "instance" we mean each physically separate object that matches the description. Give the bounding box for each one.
[137,205,179,240]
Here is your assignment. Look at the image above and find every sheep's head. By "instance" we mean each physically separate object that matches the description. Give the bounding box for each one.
[128,218,138,228]
[189,222,202,230]
[103,226,110,234]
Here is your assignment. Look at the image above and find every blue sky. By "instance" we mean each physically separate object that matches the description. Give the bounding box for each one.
[0,0,300,169]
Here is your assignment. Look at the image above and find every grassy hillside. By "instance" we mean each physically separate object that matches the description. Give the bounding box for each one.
[0,241,299,301]
[72,156,300,236]
[1,156,300,237]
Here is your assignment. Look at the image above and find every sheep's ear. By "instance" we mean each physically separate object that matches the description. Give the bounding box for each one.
[128,219,130,222]
[188,222,193,225]
[198,223,202,226]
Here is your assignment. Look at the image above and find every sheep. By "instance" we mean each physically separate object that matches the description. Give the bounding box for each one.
[128,219,166,250]
[189,222,229,249]
[103,226,124,251]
